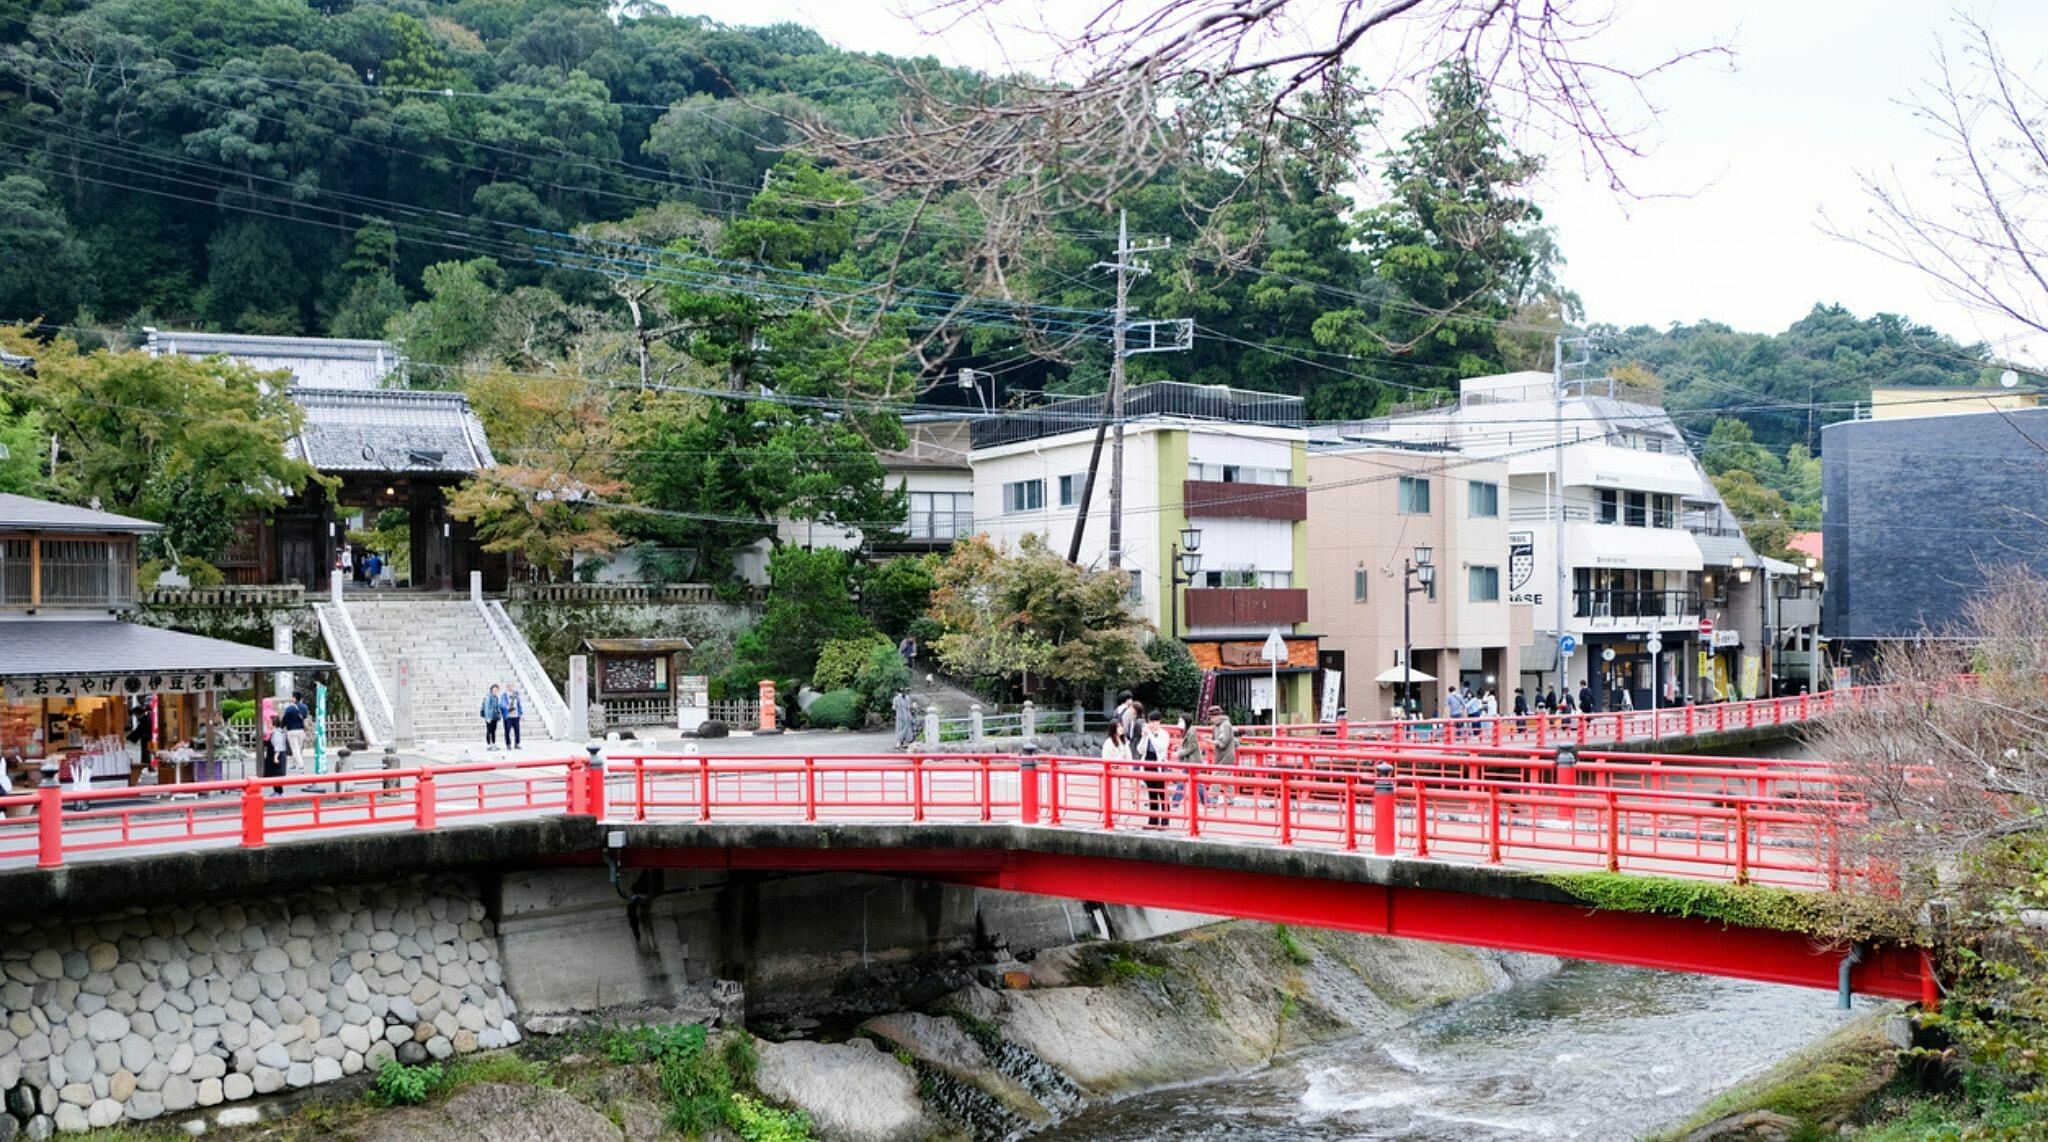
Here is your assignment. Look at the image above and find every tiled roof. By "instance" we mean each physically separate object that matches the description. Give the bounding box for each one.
[147,329,399,363]
[0,493,162,534]
[0,619,331,678]
[287,388,496,474]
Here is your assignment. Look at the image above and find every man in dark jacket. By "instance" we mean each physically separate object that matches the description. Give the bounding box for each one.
[1578,683,1595,714]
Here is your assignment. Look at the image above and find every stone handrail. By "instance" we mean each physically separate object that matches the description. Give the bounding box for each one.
[312,601,392,746]
[143,584,308,607]
[506,582,749,605]
[479,598,571,741]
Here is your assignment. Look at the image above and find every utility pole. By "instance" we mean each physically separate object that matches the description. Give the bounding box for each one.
[1095,210,1176,570]
[1552,334,1593,696]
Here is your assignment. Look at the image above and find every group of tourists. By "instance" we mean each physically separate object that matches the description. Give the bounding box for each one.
[1103,693,1238,827]
[478,683,526,750]
[335,545,393,588]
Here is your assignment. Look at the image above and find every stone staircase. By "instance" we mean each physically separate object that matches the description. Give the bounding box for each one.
[341,595,564,744]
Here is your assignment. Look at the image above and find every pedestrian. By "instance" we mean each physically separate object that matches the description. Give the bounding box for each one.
[68,743,94,793]
[1466,687,1484,738]
[1101,722,1128,760]
[480,684,505,750]
[262,721,290,794]
[1124,700,1148,758]
[1483,688,1499,718]
[502,684,524,750]
[1173,712,1204,807]
[1140,709,1172,827]
[1512,688,1528,717]
[365,551,382,588]
[1115,690,1139,744]
[1208,705,1237,767]
[1208,705,1240,805]
[279,692,308,763]
[1544,687,1559,713]
[1621,688,1635,712]
[898,634,917,668]
[1579,682,1595,714]
[340,545,355,583]
[1444,687,1465,742]
[892,687,916,750]
[1561,692,1577,715]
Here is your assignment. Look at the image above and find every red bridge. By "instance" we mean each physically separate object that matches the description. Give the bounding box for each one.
[0,690,1935,1005]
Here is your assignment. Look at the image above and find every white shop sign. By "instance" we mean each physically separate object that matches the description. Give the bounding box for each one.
[4,671,252,703]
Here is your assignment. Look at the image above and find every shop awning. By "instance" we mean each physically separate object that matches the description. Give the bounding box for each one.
[1,620,330,698]
[1569,525,1704,573]
[1373,665,1437,684]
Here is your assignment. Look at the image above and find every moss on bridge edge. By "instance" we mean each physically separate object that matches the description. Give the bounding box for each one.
[1534,871,1919,944]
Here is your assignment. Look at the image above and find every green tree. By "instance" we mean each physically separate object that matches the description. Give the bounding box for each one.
[732,545,873,683]
[859,555,936,638]
[386,258,507,374]
[1,329,315,568]
[1313,60,1542,404]
[0,175,93,324]
[1711,469,1793,561]
[1699,418,1783,481]
[926,534,1160,700]
[0,390,44,495]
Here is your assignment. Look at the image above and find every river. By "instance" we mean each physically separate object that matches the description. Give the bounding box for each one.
[1038,962,1877,1140]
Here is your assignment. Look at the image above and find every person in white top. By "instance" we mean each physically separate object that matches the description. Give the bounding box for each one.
[1139,709,1173,828]
[1483,689,1499,717]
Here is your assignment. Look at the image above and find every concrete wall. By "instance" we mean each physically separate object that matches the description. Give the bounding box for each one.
[492,868,1095,1020]
[0,875,518,1137]
[1823,406,2048,643]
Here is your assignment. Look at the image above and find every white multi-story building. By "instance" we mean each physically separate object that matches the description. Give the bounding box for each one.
[1346,371,1763,709]
[971,383,1317,719]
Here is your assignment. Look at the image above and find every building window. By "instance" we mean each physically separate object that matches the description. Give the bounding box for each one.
[1199,569,1292,589]
[1354,569,1368,603]
[1003,479,1044,514]
[1625,491,1648,528]
[1398,475,1431,515]
[1057,474,1080,507]
[1597,488,1619,524]
[1469,565,1500,602]
[1190,462,1289,485]
[1468,481,1499,517]
[1652,493,1675,529]
[907,492,973,539]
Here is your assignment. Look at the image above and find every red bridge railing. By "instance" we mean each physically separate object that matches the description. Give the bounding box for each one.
[1236,685,1894,750]
[1,745,1867,890]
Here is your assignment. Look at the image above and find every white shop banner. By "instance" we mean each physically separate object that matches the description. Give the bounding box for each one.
[4,671,252,702]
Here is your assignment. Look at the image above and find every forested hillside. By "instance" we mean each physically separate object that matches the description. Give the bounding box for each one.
[0,0,1997,574]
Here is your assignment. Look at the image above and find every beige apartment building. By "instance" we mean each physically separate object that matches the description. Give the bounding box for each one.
[1306,441,1531,719]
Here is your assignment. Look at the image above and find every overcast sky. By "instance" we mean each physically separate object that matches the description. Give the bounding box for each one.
[661,0,2048,364]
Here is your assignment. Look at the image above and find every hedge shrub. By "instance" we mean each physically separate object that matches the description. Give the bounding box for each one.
[805,689,863,729]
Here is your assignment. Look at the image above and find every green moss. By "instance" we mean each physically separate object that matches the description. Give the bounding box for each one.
[438,1051,544,1091]
[1067,941,1172,987]
[1537,871,1914,942]
[1649,1017,1900,1141]
[1274,924,1313,966]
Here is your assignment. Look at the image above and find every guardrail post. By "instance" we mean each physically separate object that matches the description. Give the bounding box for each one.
[803,755,818,822]
[1604,791,1620,872]
[567,753,588,815]
[586,744,607,820]
[1486,786,1502,864]
[925,705,941,748]
[415,769,437,830]
[1684,704,1695,736]
[969,703,984,744]
[1373,762,1395,857]
[1022,700,1036,739]
[240,779,266,848]
[1555,746,1577,788]
[1279,772,1293,846]
[1019,743,1040,824]
[36,782,63,868]
[1734,802,1750,885]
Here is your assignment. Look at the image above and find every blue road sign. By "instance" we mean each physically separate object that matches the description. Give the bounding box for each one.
[1558,634,1579,657]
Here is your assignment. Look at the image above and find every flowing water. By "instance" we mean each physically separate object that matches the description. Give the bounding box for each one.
[1038,963,1878,1141]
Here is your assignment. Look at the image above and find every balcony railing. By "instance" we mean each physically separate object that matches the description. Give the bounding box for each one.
[1182,480,1308,522]
[1184,587,1309,628]
[906,510,974,541]
[1573,589,1701,622]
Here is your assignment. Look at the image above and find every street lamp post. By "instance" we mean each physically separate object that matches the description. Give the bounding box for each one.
[1168,526,1202,640]
[1402,546,1435,718]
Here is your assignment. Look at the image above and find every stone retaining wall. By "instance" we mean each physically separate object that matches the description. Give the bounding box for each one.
[0,875,517,1137]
